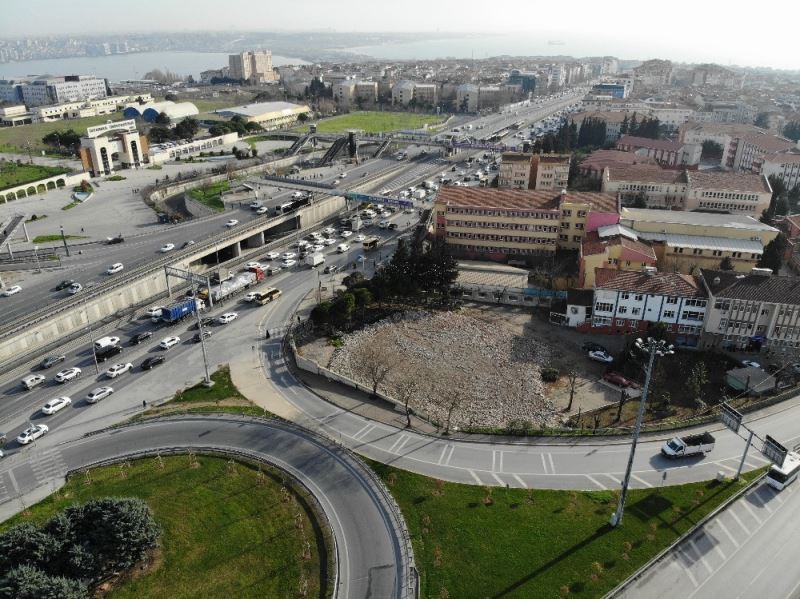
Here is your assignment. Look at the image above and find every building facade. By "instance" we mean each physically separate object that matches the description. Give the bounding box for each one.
[683,171,772,215]
[531,154,570,191]
[761,147,800,191]
[79,119,148,176]
[579,229,658,288]
[602,165,687,209]
[616,135,701,168]
[228,51,277,84]
[498,153,532,188]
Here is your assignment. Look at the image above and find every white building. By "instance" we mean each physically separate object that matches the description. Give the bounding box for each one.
[392,80,416,106]
[21,75,108,107]
[761,145,800,191]
[149,132,239,164]
[79,120,147,176]
[456,84,479,112]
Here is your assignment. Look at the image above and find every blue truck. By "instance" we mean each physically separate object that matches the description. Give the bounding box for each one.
[160,298,204,324]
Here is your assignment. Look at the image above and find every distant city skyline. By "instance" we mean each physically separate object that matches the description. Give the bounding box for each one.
[1,0,797,71]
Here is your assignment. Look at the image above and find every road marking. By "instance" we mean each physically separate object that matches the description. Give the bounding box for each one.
[728,509,752,536]
[688,539,714,575]
[491,450,497,472]
[468,469,482,484]
[585,475,606,490]
[512,474,526,488]
[7,469,19,495]
[436,445,449,465]
[352,422,372,440]
[714,461,739,474]
[631,473,653,488]
[547,453,556,474]
[443,446,456,466]
[741,499,763,524]
[604,473,622,487]
[540,453,548,474]
[716,518,740,548]
[354,423,377,441]
[673,553,699,588]
[491,473,505,486]
[394,435,410,455]
[498,450,504,473]
[387,434,406,454]
[712,536,727,562]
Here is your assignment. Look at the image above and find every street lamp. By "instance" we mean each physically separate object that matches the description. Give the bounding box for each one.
[59,225,71,257]
[33,245,40,273]
[81,284,100,375]
[610,336,674,528]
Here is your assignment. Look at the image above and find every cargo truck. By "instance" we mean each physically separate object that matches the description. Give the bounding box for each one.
[160,298,205,324]
[661,432,715,458]
[200,268,264,303]
[305,253,325,268]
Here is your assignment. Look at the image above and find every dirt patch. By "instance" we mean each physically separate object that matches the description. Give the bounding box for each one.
[94,547,164,598]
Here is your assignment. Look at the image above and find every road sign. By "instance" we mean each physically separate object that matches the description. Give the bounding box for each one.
[762,435,788,466]
[719,403,743,434]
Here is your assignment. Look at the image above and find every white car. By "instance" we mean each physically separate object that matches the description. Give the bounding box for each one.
[218,312,238,324]
[86,386,114,403]
[355,234,366,242]
[324,238,337,246]
[378,220,389,228]
[381,211,392,218]
[2,285,22,296]
[337,243,350,253]
[588,350,614,364]
[17,424,48,445]
[41,396,72,415]
[265,251,280,260]
[281,259,296,268]
[67,283,83,295]
[159,336,181,350]
[339,172,348,178]
[741,360,761,369]
[281,252,297,260]
[332,179,341,186]
[105,362,133,379]
[245,262,262,270]
[55,367,82,383]
[312,244,325,253]
[145,306,162,318]
[256,206,269,215]
[160,243,175,253]
[107,263,124,275]
[323,227,336,235]
[341,230,353,238]
[244,291,260,302]
[225,219,239,227]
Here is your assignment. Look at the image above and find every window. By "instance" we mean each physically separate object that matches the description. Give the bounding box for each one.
[621,293,630,300]
[681,311,703,321]
[593,316,612,326]
[685,299,707,308]
[666,297,678,305]
[663,310,676,319]
[595,302,614,313]
[617,306,628,314]
[631,307,641,315]
[634,294,643,301]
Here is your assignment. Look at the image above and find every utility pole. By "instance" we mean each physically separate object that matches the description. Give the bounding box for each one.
[611,337,674,528]
[59,225,70,257]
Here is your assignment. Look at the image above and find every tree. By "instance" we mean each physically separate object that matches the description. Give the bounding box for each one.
[566,369,579,412]
[631,194,648,209]
[701,140,723,161]
[765,174,787,221]
[174,117,199,140]
[619,114,629,136]
[757,234,788,272]
[789,184,800,211]
[687,363,709,407]
[147,126,175,143]
[164,92,179,102]
[754,112,770,128]
[297,112,310,123]
[394,376,419,428]
[0,565,88,599]
[0,523,59,574]
[783,121,800,142]
[352,340,395,396]
[351,286,373,322]
[615,388,628,422]
[719,256,735,271]
[155,111,171,126]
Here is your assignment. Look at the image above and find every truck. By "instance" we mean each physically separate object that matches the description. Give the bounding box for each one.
[207,269,264,302]
[661,432,715,459]
[305,253,325,268]
[412,189,426,200]
[349,215,362,232]
[363,236,380,251]
[160,298,205,324]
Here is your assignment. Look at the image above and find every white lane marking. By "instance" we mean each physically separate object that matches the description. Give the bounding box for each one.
[468,469,482,484]
[394,435,410,455]
[631,473,653,488]
[498,450,504,473]
[353,423,376,441]
[491,473,505,486]
[387,434,405,454]
[547,453,556,474]
[714,461,739,474]
[443,445,456,466]
[512,474,526,488]
[740,500,763,525]
[712,536,727,562]
[688,539,714,575]
[491,450,497,472]
[352,422,372,440]
[7,469,19,495]
[585,475,606,490]
[716,519,740,548]
[728,509,752,536]
[604,473,622,487]
[540,454,548,474]
[673,553,699,588]
[436,445,449,465]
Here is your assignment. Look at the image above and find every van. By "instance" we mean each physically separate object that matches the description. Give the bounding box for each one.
[22,374,46,390]
[94,336,120,351]
[337,243,350,253]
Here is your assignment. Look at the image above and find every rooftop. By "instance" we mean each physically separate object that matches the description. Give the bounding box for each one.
[700,269,800,304]
[738,131,795,153]
[216,101,309,118]
[618,207,778,232]
[581,230,657,261]
[573,110,631,123]
[763,150,800,165]
[579,149,655,171]
[456,261,529,288]
[616,135,684,152]
[606,164,686,184]
[640,232,765,253]
[501,152,532,163]
[595,268,705,298]
[686,171,771,194]
[436,187,617,213]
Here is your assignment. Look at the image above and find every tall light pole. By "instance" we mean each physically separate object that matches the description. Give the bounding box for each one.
[81,285,100,375]
[610,337,674,528]
[59,225,70,257]
[33,245,41,273]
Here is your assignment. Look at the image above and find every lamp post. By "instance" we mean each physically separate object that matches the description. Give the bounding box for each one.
[610,336,674,528]
[59,225,70,257]
[33,245,41,273]
[82,285,100,375]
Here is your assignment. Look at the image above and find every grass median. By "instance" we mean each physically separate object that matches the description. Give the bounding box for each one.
[187,180,229,211]
[369,460,761,598]
[298,110,445,134]
[3,455,326,599]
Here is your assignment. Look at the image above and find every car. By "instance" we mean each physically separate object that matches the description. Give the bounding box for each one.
[159,336,180,350]
[264,251,280,261]
[280,259,297,269]
[225,219,239,227]
[105,362,133,378]
[145,306,163,318]
[96,344,124,362]
[244,291,260,302]
[106,235,125,245]
[106,263,124,275]
[22,374,47,390]
[332,179,341,186]
[381,210,391,218]
[192,331,212,343]
[55,367,82,383]
[339,172,348,178]
[249,200,263,209]
[191,317,215,330]
[130,331,153,346]
[341,230,353,238]
[160,243,176,253]
[581,341,608,353]
[2,285,21,296]
[404,208,415,214]
[281,252,297,260]
[378,220,389,228]
[55,279,75,291]
[256,206,269,215]
[218,312,238,324]
[741,360,761,369]
[245,261,262,270]
[182,240,195,248]
[588,350,614,364]
[141,355,166,370]
[67,282,83,295]
[388,223,399,230]
[41,396,72,415]
[17,424,48,445]
[355,234,366,242]
[40,355,66,370]
[312,244,325,253]
[266,265,282,275]
[602,372,635,388]
[324,237,337,246]
[323,264,339,274]
[323,226,336,235]
[86,386,114,403]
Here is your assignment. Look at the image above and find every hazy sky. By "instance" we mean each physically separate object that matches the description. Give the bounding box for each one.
[3,0,798,69]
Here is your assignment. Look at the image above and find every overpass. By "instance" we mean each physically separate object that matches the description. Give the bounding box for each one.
[260,175,414,210]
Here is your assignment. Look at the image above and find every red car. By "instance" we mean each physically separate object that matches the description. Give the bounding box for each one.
[603,372,636,388]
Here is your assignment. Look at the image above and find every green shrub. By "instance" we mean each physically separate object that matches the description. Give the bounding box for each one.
[541,367,560,382]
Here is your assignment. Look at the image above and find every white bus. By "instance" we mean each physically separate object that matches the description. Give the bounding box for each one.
[766,451,800,491]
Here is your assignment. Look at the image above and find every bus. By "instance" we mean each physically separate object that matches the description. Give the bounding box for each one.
[280,202,295,214]
[362,236,380,251]
[766,451,800,491]
[255,287,282,305]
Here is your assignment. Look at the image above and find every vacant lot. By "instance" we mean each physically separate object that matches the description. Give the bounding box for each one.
[0,163,71,190]
[370,459,760,599]
[298,110,445,134]
[3,455,325,599]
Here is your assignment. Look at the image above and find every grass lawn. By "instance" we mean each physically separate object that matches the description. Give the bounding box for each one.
[187,180,229,211]
[3,455,326,599]
[369,460,761,598]
[299,111,445,135]
[0,163,71,190]
[0,112,124,154]
[32,234,85,243]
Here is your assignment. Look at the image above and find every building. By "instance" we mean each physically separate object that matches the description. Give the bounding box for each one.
[690,64,744,89]
[215,101,311,129]
[19,75,108,107]
[588,268,708,344]
[617,208,779,274]
[683,171,772,215]
[413,83,438,107]
[456,261,537,305]
[228,51,277,84]
[579,228,658,287]
[392,80,416,106]
[590,78,633,99]
[732,131,795,174]
[508,70,537,94]
[148,132,239,164]
[354,81,378,104]
[456,84,479,112]
[761,144,800,190]
[0,105,32,127]
[122,100,198,123]
[633,59,673,88]
[531,154,571,191]
[602,164,687,209]
[558,191,619,251]
[616,135,701,168]
[498,152,533,188]
[577,149,655,180]
[573,111,631,144]
[333,80,357,108]
[699,268,800,352]
[79,119,148,176]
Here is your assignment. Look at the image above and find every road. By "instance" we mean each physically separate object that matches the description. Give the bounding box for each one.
[616,478,800,599]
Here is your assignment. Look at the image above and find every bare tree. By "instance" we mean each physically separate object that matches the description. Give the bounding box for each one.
[566,369,579,412]
[615,388,628,423]
[394,376,419,428]
[430,378,462,435]
[350,339,395,397]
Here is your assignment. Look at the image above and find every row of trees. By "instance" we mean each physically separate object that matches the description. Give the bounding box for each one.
[618,113,661,139]
[208,115,263,137]
[147,115,200,144]
[41,129,82,154]
[0,497,160,597]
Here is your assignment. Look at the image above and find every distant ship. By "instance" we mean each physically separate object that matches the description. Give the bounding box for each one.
[548,40,565,46]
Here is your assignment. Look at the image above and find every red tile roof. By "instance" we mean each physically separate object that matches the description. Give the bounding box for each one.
[582,230,657,261]
[594,268,704,297]
[606,164,686,184]
[686,171,771,194]
[617,135,684,153]
[435,187,618,213]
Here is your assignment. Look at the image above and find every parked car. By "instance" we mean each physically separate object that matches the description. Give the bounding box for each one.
[2,285,22,296]
[41,396,72,415]
[130,331,153,345]
[141,356,166,370]
[218,312,238,324]
[17,424,48,445]
[40,355,66,370]
[105,362,133,378]
[588,350,614,364]
[602,372,635,388]
[159,336,180,350]
[54,367,82,383]
[741,360,761,369]
[86,386,114,403]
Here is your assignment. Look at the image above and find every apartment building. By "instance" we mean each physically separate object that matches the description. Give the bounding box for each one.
[616,135,701,168]
[5,75,109,107]
[456,84,479,112]
[498,153,533,188]
[392,80,416,106]
[531,154,570,191]
[699,269,800,352]
[678,122,755,169]
[332,80,356,107]
[761,146,800,190]
[589,269,708,343]
[602,164,687,209]
[683,171,772,215]
[579,228,657,287]
[557,191,619,251]
[354,81,378,104]
[413,83,438,107]
[732,131,795,174]
[228,51,277,84]
[577,150,653,180]
[633,59,673,88]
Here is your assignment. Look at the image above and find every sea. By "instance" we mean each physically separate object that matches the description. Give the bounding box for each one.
[0,51,307,82]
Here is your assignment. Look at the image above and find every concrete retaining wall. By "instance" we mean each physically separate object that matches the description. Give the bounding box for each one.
[1,171,90,203]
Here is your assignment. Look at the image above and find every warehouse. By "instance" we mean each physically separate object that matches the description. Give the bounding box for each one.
[215,101,311,130]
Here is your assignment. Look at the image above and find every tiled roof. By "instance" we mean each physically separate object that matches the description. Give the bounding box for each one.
[686,171,771,194]
[617,135,684,152]
[436,187,618,213]
[560,192,618,213]
[595,268,705,297]
[700,269,800,304]
[606,164,686,184]
[763,150,800,165]
[501,152,532,163]
[572,111,631,123]
[738,132,795,153]
[582,230,657,261]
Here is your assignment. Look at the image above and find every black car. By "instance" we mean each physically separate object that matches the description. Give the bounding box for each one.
[40,354,66,369]
[55,280,75,291]
[106,235,124,245]
[130,331,153,345]
[96,344,123,362]
[191,317,215,330]
[323,264,339,274]
[582,341,608,353]
[192,331,212,343]
[141,355,165,370]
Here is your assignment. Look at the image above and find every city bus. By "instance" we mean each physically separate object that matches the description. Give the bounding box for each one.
[766,451,800,491]
[255,287,282,305]
[362,236,380,251]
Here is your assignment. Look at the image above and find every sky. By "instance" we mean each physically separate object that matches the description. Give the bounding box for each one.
[3,0,798,70]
